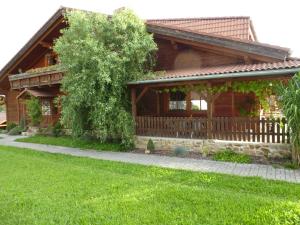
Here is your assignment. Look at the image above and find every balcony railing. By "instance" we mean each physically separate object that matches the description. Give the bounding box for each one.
[135,116,290,144]
[9,65,64,89]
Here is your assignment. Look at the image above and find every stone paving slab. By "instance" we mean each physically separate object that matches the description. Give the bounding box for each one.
[0,134,299,184]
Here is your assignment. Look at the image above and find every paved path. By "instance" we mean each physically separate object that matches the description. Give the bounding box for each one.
[0,134,300,183]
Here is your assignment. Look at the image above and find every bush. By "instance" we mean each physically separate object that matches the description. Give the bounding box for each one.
[213,149,252,164]
[8,126,23,135]
[52,122,63,137]
[37,126,53,136]
[174,146,188,156]
[6,122,17,132]
[26,97,42,126]
[19,117,27,132]
[147,139,155,153]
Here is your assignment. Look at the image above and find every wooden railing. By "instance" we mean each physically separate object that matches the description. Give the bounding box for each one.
[135,116,290,144]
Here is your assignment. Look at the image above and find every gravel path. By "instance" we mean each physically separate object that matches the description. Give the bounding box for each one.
[1,134,299,183]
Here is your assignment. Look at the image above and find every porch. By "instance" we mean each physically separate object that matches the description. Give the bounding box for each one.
[135,116,290,144]
[130,73,289,145]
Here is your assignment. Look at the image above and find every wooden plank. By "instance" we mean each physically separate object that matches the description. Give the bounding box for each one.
[276,118,280,143]
[271,119,275,143]
[266,118,270,143]
[261,118,265,143]
[136,87,149,103]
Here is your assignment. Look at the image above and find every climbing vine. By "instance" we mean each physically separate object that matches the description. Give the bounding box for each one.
[158,80,280,114]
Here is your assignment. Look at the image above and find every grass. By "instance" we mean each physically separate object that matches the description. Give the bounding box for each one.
[213,149,252,164]
[0,145,300,224]
[16,135,123,151]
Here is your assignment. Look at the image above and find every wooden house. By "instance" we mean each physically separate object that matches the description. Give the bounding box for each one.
[0,7,299,146]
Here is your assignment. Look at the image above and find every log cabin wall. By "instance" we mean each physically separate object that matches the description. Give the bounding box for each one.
[6,90,21,123]
[154,37,245,71]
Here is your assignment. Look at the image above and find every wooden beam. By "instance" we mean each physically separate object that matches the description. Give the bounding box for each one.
[136,86,149,103]
[0,17,64,83]
[207,83,213,139]
[231,91,235,116]
[39,41,52,49]
[243,56,252,64]
[153,34,278,63]
[131,88,137,118]
[170,40,178,50]
[156,92,160,116]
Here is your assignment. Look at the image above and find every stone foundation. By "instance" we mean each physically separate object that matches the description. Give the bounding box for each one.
[135,136,291,159]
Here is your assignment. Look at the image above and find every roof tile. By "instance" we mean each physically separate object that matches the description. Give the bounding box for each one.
[147,17,255,41]
[156,60,300,80]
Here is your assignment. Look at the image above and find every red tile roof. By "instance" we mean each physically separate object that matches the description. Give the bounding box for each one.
[156,60,300,80]
[147,17,257,41]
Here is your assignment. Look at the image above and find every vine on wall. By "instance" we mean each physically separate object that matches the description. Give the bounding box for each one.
[157,80,280,114]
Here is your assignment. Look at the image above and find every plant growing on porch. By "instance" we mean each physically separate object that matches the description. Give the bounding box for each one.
[277,72,300,165]
[54,9,157,149]
[159,80,280,114]
[26,97,42,126]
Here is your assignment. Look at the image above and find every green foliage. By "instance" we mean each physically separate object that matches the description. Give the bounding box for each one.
[283,162,300,170]
[8,125,23,135]
[277,72,300,164]
[1,146,300,224]
[16,135,123,151]
[19,116,27,132]
[37,125,53,136]
[213,149,252,164]
[174,146,188,156]
[147,139,155,153]
[52,122,63,137]
[6,122,17,132]
[54,9,157,149]
[26,97,42,126]
[161,80,279,114]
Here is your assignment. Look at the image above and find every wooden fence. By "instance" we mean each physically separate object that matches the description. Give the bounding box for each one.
[135,116,290,144]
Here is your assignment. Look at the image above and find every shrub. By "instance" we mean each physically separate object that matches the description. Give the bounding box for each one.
[19,116,27,132]
[8,126,23,135]
[26,97,42,126]
[276,72,300,164]
[147,139,155,153]
[213,149,252,164]
[54,9,157,149]
[174,146,188,156]
[38,126,53,136]
[52,122,63,137]
[6,122,17,132]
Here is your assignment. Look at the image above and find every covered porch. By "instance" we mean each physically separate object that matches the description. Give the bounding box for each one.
[8,66,63,127]
[129,70,291,144]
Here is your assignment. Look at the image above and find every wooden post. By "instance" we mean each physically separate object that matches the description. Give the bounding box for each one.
[186,92,192,117]
[231,91,235,116]
[207,83,213,139]
[156,91,160,116]
[131,88,137,118]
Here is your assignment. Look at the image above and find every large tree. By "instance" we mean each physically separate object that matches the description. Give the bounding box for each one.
[54,9,157,148]
[277,72,300,165]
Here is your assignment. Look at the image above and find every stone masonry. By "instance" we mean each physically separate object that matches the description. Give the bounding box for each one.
[135,136,291,160]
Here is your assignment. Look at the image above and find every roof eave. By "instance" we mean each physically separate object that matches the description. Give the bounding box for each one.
[147,24,290,60]
[0,7,66,82]
[128,67,300,85]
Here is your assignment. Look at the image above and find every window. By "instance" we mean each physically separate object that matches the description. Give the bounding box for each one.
[169,91,186,111]
[41,100,51,115]
[190,91,207,111]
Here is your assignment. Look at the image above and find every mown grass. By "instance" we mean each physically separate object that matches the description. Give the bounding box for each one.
[16,135,123,151]
[0,145,300,224]
[213,149,252,164]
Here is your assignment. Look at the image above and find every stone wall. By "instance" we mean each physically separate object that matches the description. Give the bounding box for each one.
[135,136,291,160]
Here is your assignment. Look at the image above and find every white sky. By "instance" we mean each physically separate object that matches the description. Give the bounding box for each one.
[0,0,299,70]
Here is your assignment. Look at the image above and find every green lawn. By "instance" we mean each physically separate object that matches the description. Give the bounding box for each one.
[0,146,300,225]
[16,135,123,151]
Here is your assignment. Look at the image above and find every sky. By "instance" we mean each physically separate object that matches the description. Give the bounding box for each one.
[0,0,299,70]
